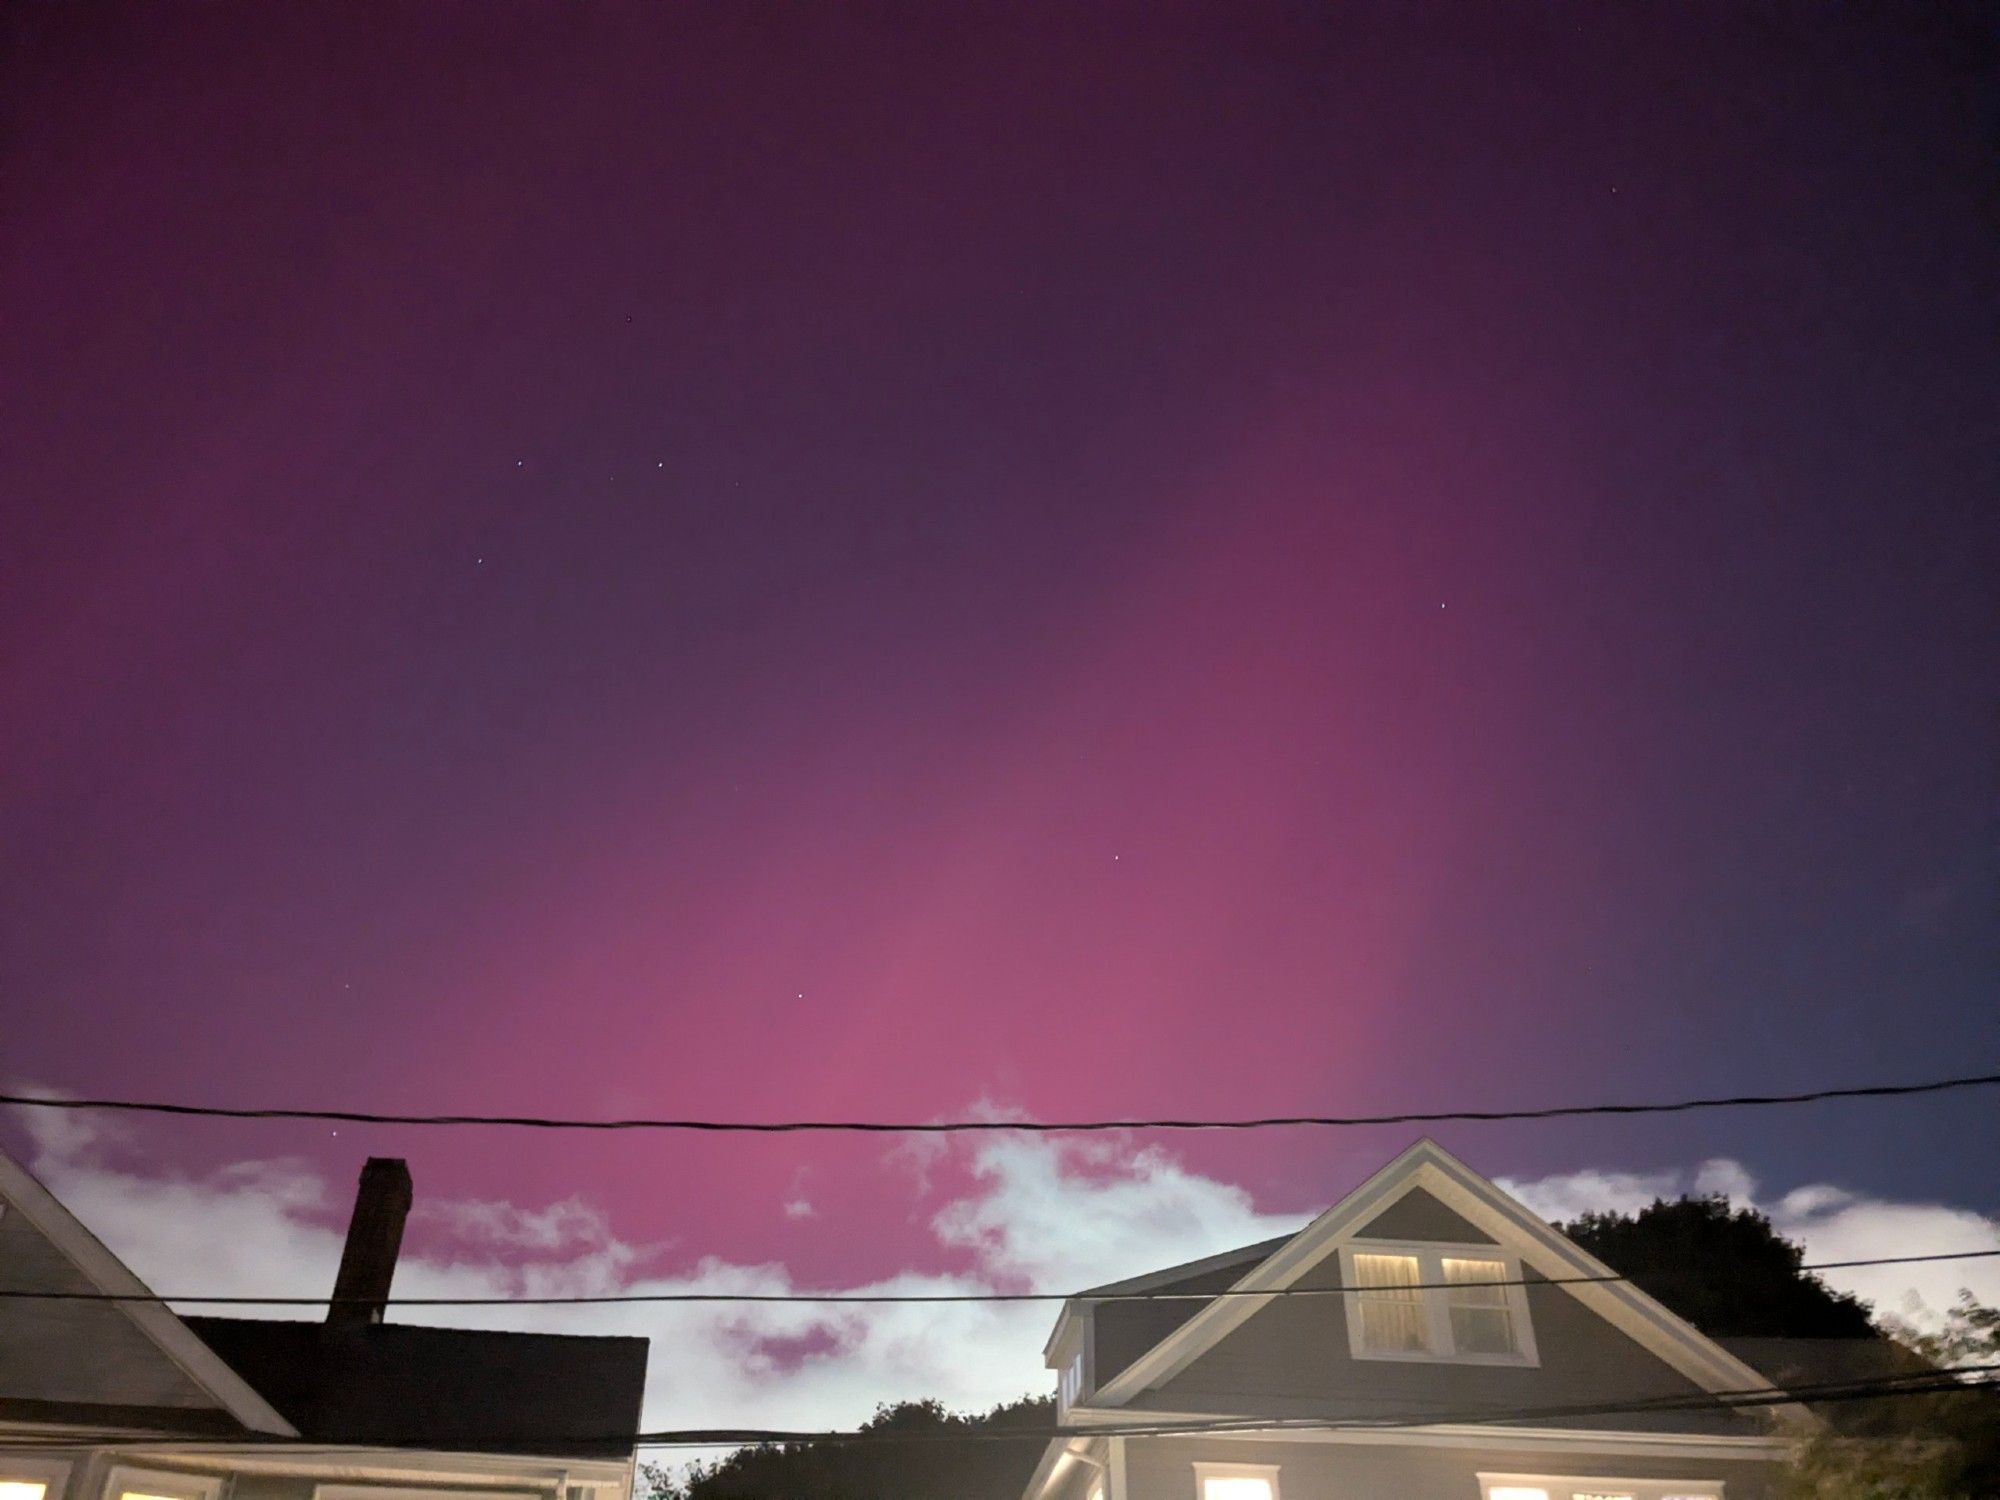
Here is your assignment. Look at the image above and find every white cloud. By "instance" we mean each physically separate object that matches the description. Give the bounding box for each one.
[10,1089,1994,1451]
[1499,1159,2000,1331]
[5,1103,1298,1444]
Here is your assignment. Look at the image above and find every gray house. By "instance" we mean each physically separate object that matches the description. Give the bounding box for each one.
[1026,1140,1816,1500]
[0,1151,647,1500]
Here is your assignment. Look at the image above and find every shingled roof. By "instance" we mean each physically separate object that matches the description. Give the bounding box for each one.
[186,1316,648,1459]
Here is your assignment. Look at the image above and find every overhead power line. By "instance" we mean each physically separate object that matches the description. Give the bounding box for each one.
[7,1248,1994,1308]
[3,1069,1994,1134]
[5,1365,1991,1454]
[625,1362,2000,1447]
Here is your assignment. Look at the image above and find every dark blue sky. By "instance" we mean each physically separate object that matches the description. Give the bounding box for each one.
[2,2,1994,1279]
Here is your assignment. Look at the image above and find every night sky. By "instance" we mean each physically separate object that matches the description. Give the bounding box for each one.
[3,3,1996,1293]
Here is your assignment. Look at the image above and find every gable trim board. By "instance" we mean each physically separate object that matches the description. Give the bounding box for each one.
[1061,1409,1792,1460]
[1088,1140,1810,1428]
[0,1150,297,1437]
[78,1443,636,1489]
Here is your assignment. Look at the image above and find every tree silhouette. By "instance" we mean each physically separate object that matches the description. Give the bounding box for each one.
[643,1395,1055,1500]
[1560,1194,1877,1339]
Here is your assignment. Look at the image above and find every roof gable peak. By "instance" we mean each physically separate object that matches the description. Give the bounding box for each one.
[0,1144,296,1436]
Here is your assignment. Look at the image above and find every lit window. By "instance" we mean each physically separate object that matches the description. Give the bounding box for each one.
[1341,1243,1535,1363]
[1194,1463,1278,1500]
[1443,1257,1517,1355]
[1352,1252,1427,1352]
[103,1467,221,1500]
[0,1459,68,1500]
[1479,1479,1717,1500]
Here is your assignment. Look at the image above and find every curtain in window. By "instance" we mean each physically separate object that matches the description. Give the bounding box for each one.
[1442,1256,1516,1354]
[1351,1251,1427,1351]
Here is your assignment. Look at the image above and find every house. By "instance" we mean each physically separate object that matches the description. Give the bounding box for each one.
[1025,1140,1821,1500]
[0,1151,648,1500]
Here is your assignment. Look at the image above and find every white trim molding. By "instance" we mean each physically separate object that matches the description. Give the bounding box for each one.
[1190,1462,1280,1500]
[317,1487,542,1500]
[1060,1408,1791,1462]
[1477,1472,1724,1500]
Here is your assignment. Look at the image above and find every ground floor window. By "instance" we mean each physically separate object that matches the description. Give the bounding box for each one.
[102,1467,222,1500]
[0,1456,71,1500]
[1193,1461,1280,1500]
[1479,1474,1721,1500]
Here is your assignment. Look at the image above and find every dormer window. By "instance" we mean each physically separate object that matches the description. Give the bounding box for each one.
[1338,1241,1538,1365]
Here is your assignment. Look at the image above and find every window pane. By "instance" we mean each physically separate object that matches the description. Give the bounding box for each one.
[1202,1479,1272,1500]
[1352,1252,1427,1352]
[1,1485,48,1500]
[1442,1257,1516,1354]
[1442,1257,1509,1301]
[1449,1302,1516,1354]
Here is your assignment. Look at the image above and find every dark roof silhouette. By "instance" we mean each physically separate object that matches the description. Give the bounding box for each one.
[187,1316,647,1458]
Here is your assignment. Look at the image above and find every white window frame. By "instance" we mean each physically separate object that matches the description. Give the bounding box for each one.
[1192,1462,1281,1500]
[102,1468,223,1500]
[1477,1474,1723,1500]
[1338,1239,1540,1366]
[1,1456,73,1500]
[1059,1350,1085,1411]
[317,1489,541,1500]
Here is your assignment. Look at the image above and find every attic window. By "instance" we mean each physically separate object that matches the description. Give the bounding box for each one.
[1339,1242,1538,1365]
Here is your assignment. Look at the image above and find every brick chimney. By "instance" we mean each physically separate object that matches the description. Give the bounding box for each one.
[328,1157,412,1327]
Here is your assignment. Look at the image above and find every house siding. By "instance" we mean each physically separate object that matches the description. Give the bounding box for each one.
[0,1207,219,1410]
[1123,1434,1779,1500]
[1352,1190,1496,1244]
[1096,1263,1265,1392]
[1136,1251,1758,1436]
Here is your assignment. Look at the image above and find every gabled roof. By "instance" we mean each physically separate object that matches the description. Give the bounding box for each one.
[1088,1138,1810,1424]
[1044,1235,1294,1365]
[186,1317,649,1459]
[0,1147,296,1437]
[1077,1235,1295,1298]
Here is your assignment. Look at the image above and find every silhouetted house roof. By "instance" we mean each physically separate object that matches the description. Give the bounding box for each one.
[187,1317,648,1458]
